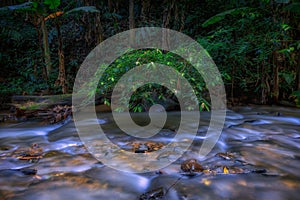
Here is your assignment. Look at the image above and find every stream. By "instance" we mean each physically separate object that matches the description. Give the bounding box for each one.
[0,105,299,199]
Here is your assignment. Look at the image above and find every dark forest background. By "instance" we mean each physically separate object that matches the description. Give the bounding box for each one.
[1,0,300,111]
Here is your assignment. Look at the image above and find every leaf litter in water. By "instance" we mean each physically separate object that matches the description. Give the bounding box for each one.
[180,159,204,176]
[14,143,43,163]
[139,187,164,200]
[139,155,272,199]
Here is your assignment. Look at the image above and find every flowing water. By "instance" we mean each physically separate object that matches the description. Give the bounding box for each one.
[0,106,299,199]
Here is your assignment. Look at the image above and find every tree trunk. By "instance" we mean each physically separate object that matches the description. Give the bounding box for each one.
[129,0,135,47]
[108,0,113,12]
[162,0,174,51]
[41,17,51,79]
[33,16,47,80]
[297,22,300,91]
[95,12,103,45]
[55,22,67,94]
[179,7,185,32]
[296,54,300,90]
[231,64,235,106]
[273,63,279,104]
[261,62,268,104]
[141,0,150,23]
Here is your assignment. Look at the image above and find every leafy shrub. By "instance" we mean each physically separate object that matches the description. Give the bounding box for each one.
[79,48,210,112]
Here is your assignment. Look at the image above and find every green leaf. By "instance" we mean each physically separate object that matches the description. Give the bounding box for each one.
[291,90,300,97]
[202,7,252,27]
[44,0,60,10]
[65,6,100,15]
[281,24,290,31]
[281,72,294,85]
[284,3,300,14]
[32,2,38,9]
[291,90,300,107]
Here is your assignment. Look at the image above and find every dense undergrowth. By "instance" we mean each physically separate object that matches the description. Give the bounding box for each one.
[1,0,300,111]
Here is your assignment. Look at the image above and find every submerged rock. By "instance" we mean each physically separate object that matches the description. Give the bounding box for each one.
[180,159,203,173]
[13,143,43,163]
[129,141,164,153]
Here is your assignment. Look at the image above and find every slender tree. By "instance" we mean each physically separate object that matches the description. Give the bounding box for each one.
[44,4,100,93]
[129,0,135,47]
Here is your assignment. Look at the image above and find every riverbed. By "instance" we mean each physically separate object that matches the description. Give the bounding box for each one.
[0,105,299,199]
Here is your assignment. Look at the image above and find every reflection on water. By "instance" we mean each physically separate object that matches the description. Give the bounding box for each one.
[0,106,300,199]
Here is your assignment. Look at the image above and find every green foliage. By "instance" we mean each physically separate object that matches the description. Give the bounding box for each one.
[199,1,298,103]
[0,7,49,95]
[291,90,300,107]
[0,0,299,108]
[79,49,209,112]
[202,7,254,27]
[44,0,61,10]
[284,3,300,14]
[0,25,23,42]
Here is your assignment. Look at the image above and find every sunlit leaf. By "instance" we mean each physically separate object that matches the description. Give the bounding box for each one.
[104,99,110,106]
[223,166,229,174]
[201,179,212,186]
[281,24,290,31]
[44,11,64,21]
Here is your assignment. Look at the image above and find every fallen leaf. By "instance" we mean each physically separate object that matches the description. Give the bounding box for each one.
[201,178,211,186]
[223,166,229,174]
[44,11,64,21]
